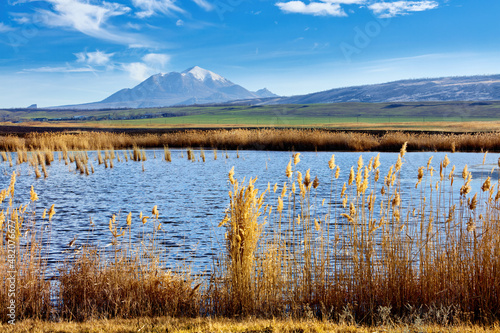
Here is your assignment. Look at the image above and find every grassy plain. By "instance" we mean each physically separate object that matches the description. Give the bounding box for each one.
[2,101,500,132]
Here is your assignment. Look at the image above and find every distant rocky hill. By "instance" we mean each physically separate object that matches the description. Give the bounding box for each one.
[59,66,278,109]
[262,75,500,105]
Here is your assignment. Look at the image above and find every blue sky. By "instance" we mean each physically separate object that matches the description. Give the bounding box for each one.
[0,0,499,107]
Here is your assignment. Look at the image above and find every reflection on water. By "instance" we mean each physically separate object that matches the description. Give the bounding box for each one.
[1,149,498,273]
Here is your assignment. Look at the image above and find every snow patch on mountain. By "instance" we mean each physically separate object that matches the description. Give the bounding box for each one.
[181,66,226,82]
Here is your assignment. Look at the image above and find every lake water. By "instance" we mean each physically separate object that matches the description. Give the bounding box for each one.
[1,149,498,275]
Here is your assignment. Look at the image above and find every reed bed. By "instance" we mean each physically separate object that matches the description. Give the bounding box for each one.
[0,174,54,321]
[1,129,500,152]
[59,237,200,320]
[1,144,500,326]
[0,175,200,322]
[208,147,500,324]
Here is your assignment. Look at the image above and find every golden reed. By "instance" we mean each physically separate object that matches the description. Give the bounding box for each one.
[1,129,500,152]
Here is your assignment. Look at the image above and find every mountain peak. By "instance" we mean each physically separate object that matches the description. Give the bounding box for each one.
[84,66,258,108]
[181,66,226,82]
[254,88,279,98]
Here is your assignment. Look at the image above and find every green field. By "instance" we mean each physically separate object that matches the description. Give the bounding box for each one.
[2,101,500,129]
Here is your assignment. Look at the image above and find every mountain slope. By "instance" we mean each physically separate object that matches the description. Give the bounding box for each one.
[254,88,279,98]
[268,75,500,104]
[57,72,500,110]
[61,66,276,109]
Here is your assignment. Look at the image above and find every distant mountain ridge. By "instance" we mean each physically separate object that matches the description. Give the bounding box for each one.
[262,75,500,105]
[56,71,500,110]
[59,66,278,109]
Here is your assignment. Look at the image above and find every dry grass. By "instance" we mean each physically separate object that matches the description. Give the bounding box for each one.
[0,173,53,321]
[59,249,200,321]
[5,117,500,132]
[1,129,500,152]
[58,208,201,321]
[2,317,499,333]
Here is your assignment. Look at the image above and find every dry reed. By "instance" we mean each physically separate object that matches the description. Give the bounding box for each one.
[208,144,500,324]
[0,176,200,323]
[0,174,53,321]
[1,129,500,153]
[164,145,171,162]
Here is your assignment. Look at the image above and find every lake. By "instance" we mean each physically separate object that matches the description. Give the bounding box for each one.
[1,149,497,275]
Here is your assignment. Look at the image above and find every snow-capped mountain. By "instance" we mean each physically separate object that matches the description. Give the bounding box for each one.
[61,66,278,109]
[182,66,226,82]
[264,75,500,104]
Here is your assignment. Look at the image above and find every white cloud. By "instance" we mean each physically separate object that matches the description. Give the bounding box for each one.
[276,1,346,16]
[12,15,30,24]
[276,0,439,17]
[75,50,115,66]
[120,54,169,81]
[8,0,38,4]
[368,1,439,18]
[88,52,113,66]
[126,22,142,30]
[122,62,152,81]
[132,0,185,18]
[38,0,130,32]
[192,0,213,11]
[176,19,184,26]
[142,53,170,67]
[74,53,86,63]
[0,22,15,32]
[21,66,96,73]
[34,0,155,46]
[327,0,366,3]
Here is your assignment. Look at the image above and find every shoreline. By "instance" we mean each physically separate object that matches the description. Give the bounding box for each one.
[0,123,498,136]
